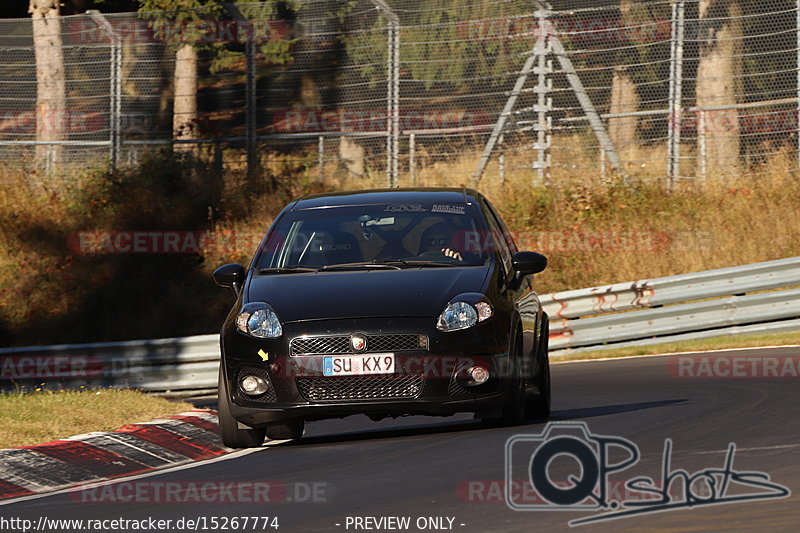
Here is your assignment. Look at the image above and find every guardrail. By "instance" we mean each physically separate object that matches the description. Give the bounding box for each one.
[544,256,800,355]
[1,257,799,393]
[0,334,220,397]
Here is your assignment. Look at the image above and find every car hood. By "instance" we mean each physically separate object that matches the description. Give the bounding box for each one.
[247,267,490,322]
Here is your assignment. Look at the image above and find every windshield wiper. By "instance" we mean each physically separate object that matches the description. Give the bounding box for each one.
[261,260,460,273]
[259,266,320,274]
[394,260,457,268]
[324,259,457,270]
[322,260,403,271]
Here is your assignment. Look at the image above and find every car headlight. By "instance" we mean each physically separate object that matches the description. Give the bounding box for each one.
[236,303,282,338]
[437,301,493,331]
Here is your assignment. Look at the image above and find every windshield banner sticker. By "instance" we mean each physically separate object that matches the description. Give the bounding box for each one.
[431,204,466,215]
[385,204,428,212]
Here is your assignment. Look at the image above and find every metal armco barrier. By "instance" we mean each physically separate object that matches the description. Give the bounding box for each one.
[544,256,800,355]
[542,256,800,319]
[0,334,220,396]
[1,257,799,393]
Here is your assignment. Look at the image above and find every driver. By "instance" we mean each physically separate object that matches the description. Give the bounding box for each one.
[419,222,464,262]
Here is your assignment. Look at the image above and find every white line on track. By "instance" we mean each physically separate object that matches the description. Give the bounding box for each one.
[553,344,800,364]
[683,443,800,456]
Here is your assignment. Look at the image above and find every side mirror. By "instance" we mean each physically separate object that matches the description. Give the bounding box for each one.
[512,251,547,275]
[213,263,245,295]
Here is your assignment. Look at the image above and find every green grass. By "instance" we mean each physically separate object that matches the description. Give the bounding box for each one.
[0,389,194,449]
[554,332,800,362]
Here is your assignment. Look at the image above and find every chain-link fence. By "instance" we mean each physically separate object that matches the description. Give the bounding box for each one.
[1,0,799,188]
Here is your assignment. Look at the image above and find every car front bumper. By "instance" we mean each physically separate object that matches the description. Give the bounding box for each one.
[221,316,513,427]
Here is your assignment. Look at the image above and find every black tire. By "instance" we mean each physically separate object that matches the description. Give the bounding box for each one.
[217,366,266,448]
[528,318,551,419]
[266,419,305,440]
[485,329,527,426]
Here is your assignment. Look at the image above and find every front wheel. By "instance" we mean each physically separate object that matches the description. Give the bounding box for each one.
[217,366,266,448]
[528,318,551,419]
[485,330,527,426]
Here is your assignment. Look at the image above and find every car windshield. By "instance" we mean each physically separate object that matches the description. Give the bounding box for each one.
[254,203,490,271]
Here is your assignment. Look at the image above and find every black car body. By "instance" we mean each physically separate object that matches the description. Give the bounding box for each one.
[213,188,550,447]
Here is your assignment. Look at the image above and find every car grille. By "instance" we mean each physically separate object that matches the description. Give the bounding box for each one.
[296,375,424,402]
[290,334,427,356]
[234,366,277,405]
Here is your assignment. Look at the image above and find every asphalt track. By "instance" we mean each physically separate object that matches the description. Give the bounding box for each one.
[4,347,800,533]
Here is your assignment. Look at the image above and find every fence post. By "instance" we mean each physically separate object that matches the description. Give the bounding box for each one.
[698,110,707,180]
[371,0,400,188]
[386,20,400,187]
[497,133,506,185]
[409,133,416,184]
[246,40,257,184]
[667,0,686,190]
[534,11,552,184]
[318,136,325,183]
[88,10,121,171]
[600,148,606,181]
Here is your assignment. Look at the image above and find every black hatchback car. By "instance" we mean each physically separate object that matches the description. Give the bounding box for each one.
[213,188,550,447]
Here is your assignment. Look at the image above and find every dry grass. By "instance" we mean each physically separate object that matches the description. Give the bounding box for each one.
[262,138,800,294]
[1,141,799,344]
[0,389,194,449]
[0,155,235,344]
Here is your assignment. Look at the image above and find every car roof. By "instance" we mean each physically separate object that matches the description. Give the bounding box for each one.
[290,188,482,210]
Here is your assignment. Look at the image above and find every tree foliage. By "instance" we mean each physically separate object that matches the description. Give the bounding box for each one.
[136,0,296,72]
[343,0,535,91]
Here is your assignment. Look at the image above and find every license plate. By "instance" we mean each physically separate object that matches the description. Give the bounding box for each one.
[323,353,395,376]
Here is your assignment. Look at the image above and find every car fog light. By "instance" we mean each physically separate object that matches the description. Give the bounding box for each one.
[468,366,490,385]
[240,375,268,395]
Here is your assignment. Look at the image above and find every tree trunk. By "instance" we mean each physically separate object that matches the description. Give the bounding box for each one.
[339,136,365,177]
[173,43,198,152]
[608,1,640,164]
[608,67,640,154]
[29,0,65,170]
[696,1,743,178]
